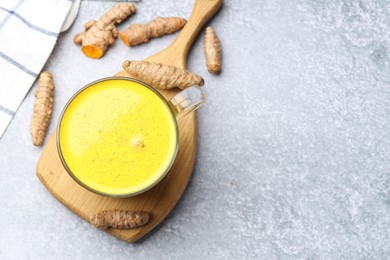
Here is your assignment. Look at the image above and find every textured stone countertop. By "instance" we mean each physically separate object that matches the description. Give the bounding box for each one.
[0,0,389,259]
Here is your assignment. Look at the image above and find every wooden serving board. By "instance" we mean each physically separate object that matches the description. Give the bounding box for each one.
[37,0,222,242]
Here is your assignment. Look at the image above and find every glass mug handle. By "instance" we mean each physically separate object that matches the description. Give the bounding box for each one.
[169,86,206,120]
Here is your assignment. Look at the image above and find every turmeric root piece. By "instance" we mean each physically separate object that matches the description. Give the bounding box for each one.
[73,3,136,59]
[122,60,204,90]
[204,27,222,74]
[30,72,55,146]
[90,210,150,229]
[120,17,186,47]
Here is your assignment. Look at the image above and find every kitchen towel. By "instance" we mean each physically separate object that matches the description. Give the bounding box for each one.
[0,0,74,139]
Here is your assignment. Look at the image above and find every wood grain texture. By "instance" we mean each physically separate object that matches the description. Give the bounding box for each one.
[36,0,222,243]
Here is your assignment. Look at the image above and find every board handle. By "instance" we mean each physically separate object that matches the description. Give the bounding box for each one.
[146,0,223,69]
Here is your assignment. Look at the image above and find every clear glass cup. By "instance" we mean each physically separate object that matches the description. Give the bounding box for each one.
[57,77,205,197]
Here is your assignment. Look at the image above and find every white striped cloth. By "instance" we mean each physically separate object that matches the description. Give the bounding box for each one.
[0,0,74,138]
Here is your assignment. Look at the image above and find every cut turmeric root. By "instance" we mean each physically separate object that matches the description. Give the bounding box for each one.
[73,3,136,59]
[30,72,55,146]
[90,210,150,229]
[122,60,204,90]
[120,17,186,47]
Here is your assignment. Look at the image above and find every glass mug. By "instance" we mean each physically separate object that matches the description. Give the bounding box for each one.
[57,77,205,197]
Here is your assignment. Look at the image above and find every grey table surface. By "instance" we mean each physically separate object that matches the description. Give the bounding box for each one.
[1,0,389,259]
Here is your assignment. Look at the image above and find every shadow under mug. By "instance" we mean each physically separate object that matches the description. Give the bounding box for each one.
[57,77,205,198]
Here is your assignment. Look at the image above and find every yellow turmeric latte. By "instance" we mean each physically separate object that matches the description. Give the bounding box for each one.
[59,79,177,196]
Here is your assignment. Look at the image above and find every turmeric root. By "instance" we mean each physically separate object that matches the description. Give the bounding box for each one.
[30,72,55,146]
[204,27,222,74]
[122,60,204,90]
[120,17,186,46]
[90,210,150,229]
[73,3,136,59]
